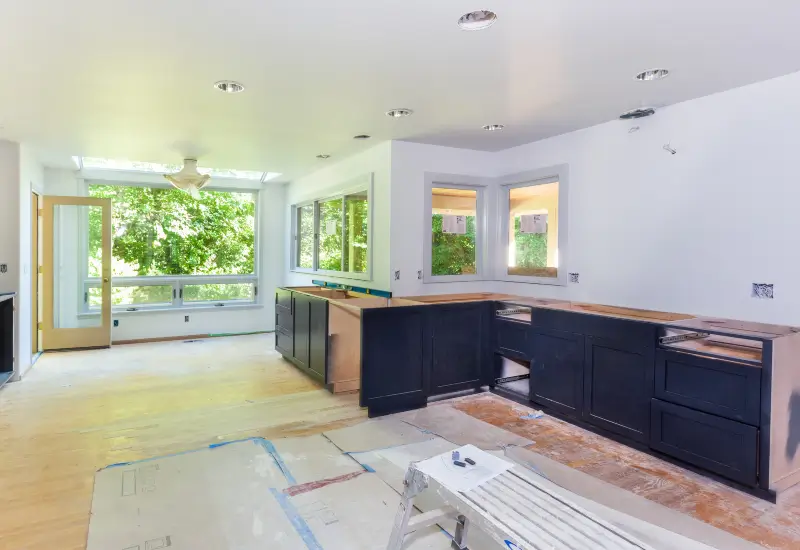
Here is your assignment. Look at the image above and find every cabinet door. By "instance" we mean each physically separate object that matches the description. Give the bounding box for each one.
[530,329,584,417]
[308,296,328,382]
[361,305,430,416]
[583,336,654,443]
[276,288,292,311]
[429,302,487,396]
[275,327,293,357]
[292,293,310,368]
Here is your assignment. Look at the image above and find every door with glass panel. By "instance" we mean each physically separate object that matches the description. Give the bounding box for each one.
[41,196,112,350]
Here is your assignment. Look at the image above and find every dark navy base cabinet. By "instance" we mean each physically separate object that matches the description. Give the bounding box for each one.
[275,290,328,384]
[529,329,584,417]
[583,336,655,443]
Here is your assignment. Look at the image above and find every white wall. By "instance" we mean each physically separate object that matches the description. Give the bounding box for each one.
[389,141,499,297]
[491,71,800,324]
[284,142,392,290]
[18,145,43,377]
[0,141,21,378]
[41,168,285,342]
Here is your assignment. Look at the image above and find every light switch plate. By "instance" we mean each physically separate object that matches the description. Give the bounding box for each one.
[752,283,774,299]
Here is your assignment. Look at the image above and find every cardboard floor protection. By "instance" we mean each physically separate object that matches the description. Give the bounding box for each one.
[87,437,450,550]
[89,417,762,550]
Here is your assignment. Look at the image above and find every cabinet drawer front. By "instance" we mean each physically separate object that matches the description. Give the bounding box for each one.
[655,350,760,425]
[276,305,293,331]
[276,289,292,310]
[496,320,530,358]
[275,330,293,356]
[651,399,758,486]
[532,308,656,346]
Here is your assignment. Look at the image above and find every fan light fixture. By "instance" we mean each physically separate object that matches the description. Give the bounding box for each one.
[164,159,211,198]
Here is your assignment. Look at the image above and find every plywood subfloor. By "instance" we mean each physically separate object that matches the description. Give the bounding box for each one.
[451,393,800,550]
[0,334,367,550]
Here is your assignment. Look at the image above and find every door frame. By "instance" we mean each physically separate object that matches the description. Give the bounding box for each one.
[41,196,112,350]
[31,191,39,354]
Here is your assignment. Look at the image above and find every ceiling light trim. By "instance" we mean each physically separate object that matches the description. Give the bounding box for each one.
[635,68,670,81]
[458,10,498,31]
[482,124,505,131]
[214,80,245,93]
[386,108,413,118]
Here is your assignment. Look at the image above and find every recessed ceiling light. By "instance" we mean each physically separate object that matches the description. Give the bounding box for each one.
[316,154,331,159]
[458,10,497,30]
[214,80,245,93]
[482,124,504,131]
[635,69,669,82]
[386,108,413,118]
[353,134,371,140]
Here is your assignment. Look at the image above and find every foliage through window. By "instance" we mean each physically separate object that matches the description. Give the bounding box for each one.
[507,181,559,278]
[293,184,370,278]
[431,187,478,276]
[86,184,257,310]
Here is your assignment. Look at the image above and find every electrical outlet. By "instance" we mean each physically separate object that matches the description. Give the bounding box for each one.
[0,264,6,274]
[752,283,774,299]
[113,319,119,327]
[185,315,190,322]
[417,270,422,280]
[569,273,580,283]
[394,270,400,280]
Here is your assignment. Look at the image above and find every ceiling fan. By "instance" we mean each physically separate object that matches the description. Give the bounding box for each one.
[164,158,210,198]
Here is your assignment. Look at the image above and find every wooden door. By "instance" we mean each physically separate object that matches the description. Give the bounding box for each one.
[41,196,112,350]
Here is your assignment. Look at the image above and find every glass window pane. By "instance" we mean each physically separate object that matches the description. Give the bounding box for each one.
[508,181,559,278]
[88,185,256,277]
[90,285,173,308]
[343,191,368,274]
[183,283,255,303]
[297,204,314,269]
[431,187,477,276]
[318,198,343,271]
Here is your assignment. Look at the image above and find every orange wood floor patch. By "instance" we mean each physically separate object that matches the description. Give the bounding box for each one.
[451,393,800,549]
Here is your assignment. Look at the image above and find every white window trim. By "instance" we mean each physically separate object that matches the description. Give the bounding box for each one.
[290,173,373,282]
[496,165,569,286]
[81,179,260,312]
[423,172,490,283]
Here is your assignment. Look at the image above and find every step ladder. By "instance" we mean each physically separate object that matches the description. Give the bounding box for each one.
[386,447,656,550]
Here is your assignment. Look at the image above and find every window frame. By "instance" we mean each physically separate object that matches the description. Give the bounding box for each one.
[497,165,569,286]
[423,172,489,283]
[290,173,373,282]
[81,179,260,313]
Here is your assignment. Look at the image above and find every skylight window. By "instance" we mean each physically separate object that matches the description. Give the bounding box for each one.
[79,157,280,182]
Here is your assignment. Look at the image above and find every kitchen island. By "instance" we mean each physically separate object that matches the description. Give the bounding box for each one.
[275,287,800,500]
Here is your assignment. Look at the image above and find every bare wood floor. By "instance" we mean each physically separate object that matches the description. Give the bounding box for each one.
[0,334,366,549]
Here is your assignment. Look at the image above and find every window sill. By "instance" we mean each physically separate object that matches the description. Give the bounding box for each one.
[77,303,264,319]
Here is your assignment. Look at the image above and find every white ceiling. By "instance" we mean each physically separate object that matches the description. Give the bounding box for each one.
[2,1,800,182]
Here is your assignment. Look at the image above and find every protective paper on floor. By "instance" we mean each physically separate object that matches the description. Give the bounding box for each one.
[87,437,451,550]
[395,404,533,449]
[323,417,435,453]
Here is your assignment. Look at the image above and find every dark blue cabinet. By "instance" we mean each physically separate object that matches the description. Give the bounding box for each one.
[530,329,584,417]
[429,302,489,396]
[583,335,655,443]
[275,290,327,384]
[361,305,430,416]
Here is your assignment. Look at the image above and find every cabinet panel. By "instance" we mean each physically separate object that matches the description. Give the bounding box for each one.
[530,329,584,417]
[275,329,293,357]
[276,304,293,332]
[496,320,530,359]
[430,302,486,396]
[651,399,758,486]
[583,336,654,443]
[276,288,292,311]
[293,294,310,368]
[655,350,761,425]
[361,306,429,416]
[308,296,328,381]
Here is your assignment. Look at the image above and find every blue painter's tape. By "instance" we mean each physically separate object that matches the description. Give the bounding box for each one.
[270,488,324,550]
[439,526,454,540]
[361,463,375,473]
[102,437,263,470]
[254,439,298,485]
